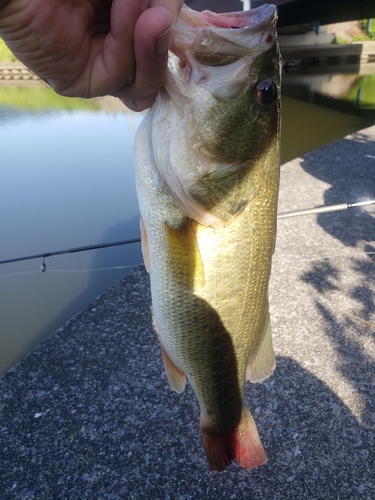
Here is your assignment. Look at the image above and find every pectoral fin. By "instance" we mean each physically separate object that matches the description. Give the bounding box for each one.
[246,313,275,383]
[164,219,205,289]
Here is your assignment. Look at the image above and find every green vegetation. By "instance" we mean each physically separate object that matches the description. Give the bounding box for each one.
[360,19,375,41]
[334,33,369,44]
[346,74,375,108]
[334,20,375,44]
[0,38,17,62]
[0,38,110,112]
[334,35,352,44]
[351,33,372,42]
[0,86,100,111]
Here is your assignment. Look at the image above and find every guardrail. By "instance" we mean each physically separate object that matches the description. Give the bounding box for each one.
[282,41,375,73]
[0,62,40,86]
[2,41,375,84]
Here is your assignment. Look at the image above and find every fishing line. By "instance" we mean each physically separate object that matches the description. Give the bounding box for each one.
[45,264,141,273]
[273,252,375,263]
[0,269,43,279]
[0,263,143,280]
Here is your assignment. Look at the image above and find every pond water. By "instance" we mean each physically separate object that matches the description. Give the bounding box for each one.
[1,70,375,376]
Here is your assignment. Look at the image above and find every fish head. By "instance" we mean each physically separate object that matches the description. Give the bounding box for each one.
[151,4,281,227]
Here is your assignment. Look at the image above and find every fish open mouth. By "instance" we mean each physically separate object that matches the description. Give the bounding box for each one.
[170,4,278,69]
[177,4,277,31]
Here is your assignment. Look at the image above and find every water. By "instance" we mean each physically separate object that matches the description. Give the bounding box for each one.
[0,100,144,374]
[1,71,375,376]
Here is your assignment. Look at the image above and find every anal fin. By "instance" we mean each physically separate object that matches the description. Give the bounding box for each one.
[246,312,275,383]
[140,216,151,272]
[159,340,186,394]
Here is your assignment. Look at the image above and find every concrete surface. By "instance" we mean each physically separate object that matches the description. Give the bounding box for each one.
[1,126,375,499]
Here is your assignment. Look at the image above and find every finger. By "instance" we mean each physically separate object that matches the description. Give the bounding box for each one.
[114,6,172,108]
[146,0,184,22]
[89,0,142,96]
[117,1,184,110]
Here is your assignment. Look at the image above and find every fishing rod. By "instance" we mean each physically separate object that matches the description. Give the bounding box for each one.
[0,238,141,268]
[277,199,375,219]
[1,199,374,268]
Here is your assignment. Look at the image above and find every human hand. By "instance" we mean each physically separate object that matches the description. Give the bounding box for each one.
[0,0,183,111]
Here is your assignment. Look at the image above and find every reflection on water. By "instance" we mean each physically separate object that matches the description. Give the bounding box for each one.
[1,69,375,376]
[0,99,144,375]
[281,95,373,163]
[0,84,101,112]
[281,71,375,163]
[0,108,141,260]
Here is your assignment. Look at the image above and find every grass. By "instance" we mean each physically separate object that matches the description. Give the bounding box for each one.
[335,35,352,44]
[352,33,372,42]
[0,39,116,112]
[0,37,108,112]
[0,86,100,111]
[346,74,375,108]
[334,20,375,44]
[0,42,123,112]
[0,39,100,111]
[360,19,375,40]
[0,38,17,62]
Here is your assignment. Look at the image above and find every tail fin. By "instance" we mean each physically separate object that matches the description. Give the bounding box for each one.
[201,409,267,472]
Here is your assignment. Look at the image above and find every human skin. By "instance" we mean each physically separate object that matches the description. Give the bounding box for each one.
[0,0,183,111]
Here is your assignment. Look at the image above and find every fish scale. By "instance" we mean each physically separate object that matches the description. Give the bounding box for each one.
[134,3,281,471]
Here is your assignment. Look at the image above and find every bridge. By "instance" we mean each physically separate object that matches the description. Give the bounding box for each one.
[185,0,375,27]
[1,0,374,86]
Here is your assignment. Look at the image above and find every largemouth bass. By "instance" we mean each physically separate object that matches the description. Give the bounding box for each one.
[134,3,281,472]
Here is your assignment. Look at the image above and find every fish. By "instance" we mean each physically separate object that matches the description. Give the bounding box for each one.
[134,3,281,472]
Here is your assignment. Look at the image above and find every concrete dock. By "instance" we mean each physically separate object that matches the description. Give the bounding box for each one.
[1,126,375,499]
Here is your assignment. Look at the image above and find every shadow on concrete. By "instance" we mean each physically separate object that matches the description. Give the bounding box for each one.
[282,130,375,499]
[300,131,375,247]
[1,266,374,499]
[299,130,375,409]
[301,246,375,431]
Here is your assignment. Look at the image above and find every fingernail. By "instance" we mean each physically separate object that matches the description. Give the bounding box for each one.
[155,27,171,55]
[141,0,150,11]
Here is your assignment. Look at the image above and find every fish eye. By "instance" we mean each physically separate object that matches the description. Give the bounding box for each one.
[256,79,278,107]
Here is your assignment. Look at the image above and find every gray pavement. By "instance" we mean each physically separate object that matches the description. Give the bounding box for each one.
[1,126,375,499]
